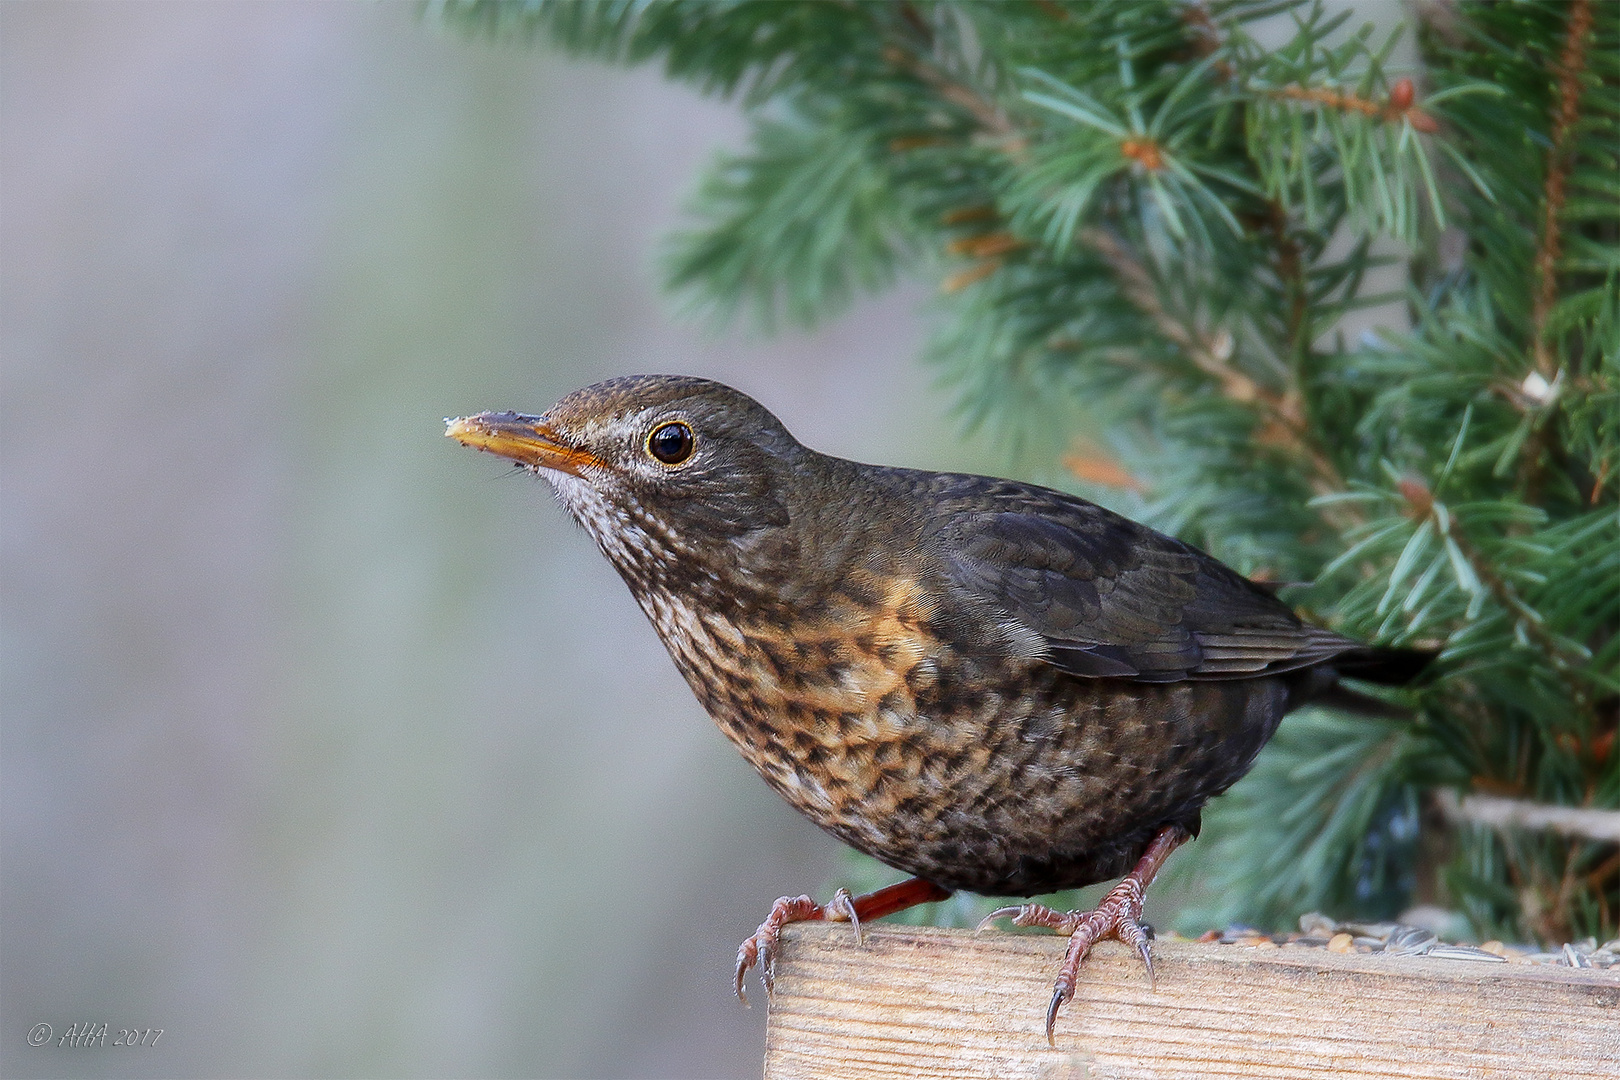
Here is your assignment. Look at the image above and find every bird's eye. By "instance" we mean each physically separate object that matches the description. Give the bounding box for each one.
[646,421,695,465]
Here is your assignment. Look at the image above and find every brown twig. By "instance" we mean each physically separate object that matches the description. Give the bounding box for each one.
[1516,0,1594,500]
[1530,0,1594,378]
[1180,2,1236,81]
[1121,138,1165,171]
[883,41,1020,294]
[1396,476,1589,673]
[944,231,1025,258]
[888,134,955,152]
[1033,0,1070,23]
[1266,200,1309,355]
[896,0,933,45]
[941,205,997,225]
[941,259,1002,293]
[1080,227,1346,496]
[882,45,1016,138]
[1270,78,1439,133]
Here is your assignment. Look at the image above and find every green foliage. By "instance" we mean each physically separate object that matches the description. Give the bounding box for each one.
[1177,707,1436,930]
[437,0,1619,944]
[664,105,914,329]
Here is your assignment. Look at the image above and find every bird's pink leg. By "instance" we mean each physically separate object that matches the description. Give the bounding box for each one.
[978,824,1191,1045]
[734,877,952,1003]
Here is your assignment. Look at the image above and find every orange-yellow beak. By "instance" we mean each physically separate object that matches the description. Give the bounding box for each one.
[444,412,603,476]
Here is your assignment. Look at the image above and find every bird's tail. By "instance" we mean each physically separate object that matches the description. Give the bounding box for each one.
[1302,647,1435,720]
[1332,646,1436,686]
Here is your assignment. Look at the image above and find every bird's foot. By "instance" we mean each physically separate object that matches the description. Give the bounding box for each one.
[976,824,1191,1045]
[979,877,1155,1043]
[734,889,854,1005]
[734,877,951,1005]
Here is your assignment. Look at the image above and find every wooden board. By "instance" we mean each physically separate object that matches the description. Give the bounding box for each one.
[763,924,1619,1080]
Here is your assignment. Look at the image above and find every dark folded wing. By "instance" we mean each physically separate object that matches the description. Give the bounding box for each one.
[929,480,1360,683]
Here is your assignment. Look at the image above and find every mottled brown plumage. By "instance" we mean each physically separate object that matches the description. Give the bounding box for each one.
[447,375,1428,1040]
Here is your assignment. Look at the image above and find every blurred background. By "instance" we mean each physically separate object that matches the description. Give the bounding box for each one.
[1,3,1001,1077]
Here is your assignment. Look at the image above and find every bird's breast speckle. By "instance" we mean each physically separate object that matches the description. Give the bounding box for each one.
[640,577,945,827]
[631,569,1287,894]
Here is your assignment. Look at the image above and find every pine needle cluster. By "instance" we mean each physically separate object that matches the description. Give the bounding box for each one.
[436,0,1618,945]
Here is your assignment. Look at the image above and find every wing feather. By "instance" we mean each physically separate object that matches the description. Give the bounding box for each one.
[927,478,1362,683]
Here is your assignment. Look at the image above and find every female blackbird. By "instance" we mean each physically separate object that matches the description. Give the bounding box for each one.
[447,375,1427,1041]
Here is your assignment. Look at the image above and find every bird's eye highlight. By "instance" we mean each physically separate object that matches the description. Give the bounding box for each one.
[647,421,695,465]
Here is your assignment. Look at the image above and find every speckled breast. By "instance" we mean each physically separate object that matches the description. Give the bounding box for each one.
[636,576,1288,896]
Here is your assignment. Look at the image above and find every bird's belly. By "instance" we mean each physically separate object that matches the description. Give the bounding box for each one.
[775,672,1283,895]
[647,593,1287,896]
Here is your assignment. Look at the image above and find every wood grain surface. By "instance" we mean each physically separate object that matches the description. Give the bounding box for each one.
[763,924,1619,1079]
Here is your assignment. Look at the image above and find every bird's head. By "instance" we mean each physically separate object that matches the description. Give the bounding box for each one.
[447,375,805,598]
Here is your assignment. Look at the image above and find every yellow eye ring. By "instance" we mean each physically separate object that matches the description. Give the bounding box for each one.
[646,421,695,465]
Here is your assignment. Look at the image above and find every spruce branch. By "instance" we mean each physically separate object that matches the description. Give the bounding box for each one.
[1261,199,1309,363]
[1530,0,1596,379]
[1079,225,1345,497]
[1393,474,1588,672]
[880,44,1017,139]
[1514,0,1601,504]
[1269,76,1438,133]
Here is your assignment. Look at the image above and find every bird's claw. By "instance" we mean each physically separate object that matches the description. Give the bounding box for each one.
[975,905,1019,934]
[733,932,766,1006]
[733,894,820,1006]
[823,887,863,946]
[1045,979,1073,1047]
[975,902,1079,934]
